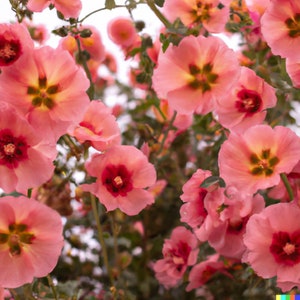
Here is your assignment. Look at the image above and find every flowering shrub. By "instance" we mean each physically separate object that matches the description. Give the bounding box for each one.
[2,0,300,299]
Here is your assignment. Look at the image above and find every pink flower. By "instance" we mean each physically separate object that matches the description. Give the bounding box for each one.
[261,0,300,60]
[286,57,300,88]
[0,195,64,288]
[107,17,139,49]
[163,0,230,32]
[216,66,277,133]
[81,145,157,215]
[218,125,300,194]
[245,0,270,16]
[0,46,90,140]
[186,254,226,292]
[180,169,212,228]
[203,190,265,259]
[71,100,121,151]
[0,23,34,66]
[153,226,199,289]
[152,35,240,115]
[27,0,82,18]
[0,104,57,193]
[243,202,300,292]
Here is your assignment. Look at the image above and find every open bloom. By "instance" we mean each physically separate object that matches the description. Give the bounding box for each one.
[0,195,64,288]
[216,66,277,133]
[0,46,90,140]
[71,100,121,151]
[218,125,300,194]
[0,23,34,66]
[0,104,57,193]
[27,0,82,18]
[81,145,157,215]
[243,202,300,292]
[261,0,300,60]
[163,0,231,32]
[152,35,240,115]
[153,226,199,289]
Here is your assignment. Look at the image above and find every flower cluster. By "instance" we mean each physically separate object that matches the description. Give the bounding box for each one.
[1,0,300,298]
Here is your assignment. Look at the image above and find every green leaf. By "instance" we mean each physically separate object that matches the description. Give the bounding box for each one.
[200,176,226,188]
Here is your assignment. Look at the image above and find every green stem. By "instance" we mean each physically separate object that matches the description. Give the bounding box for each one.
[146,0,172,29]
[90,195,114,286]
[157,111,177,155]
[280,173,294,201]
[75,38,95,100]
[47,275,59,300]
[110,212,119,270]
[79,5,126,23]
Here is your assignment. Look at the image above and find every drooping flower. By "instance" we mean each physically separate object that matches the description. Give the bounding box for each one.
[27,0,82,18]
[163,0,231,33]
[216,66,277,133]
[0,195,64,288]
[0,23,34,66]
[70,100,121,151]
[186,254,226,292]
[81,145,157,215]
[152,35,240,115]
[218,125,300,194]
[153,226,199,289]
[261,0,300,60]
[0,104,57,193]
[243,202,300,292]
[198,187,265,259]
[0,46,90,140]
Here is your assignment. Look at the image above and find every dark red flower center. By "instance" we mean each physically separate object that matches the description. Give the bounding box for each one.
[270,230,300,266]
[0,129,29,169]
[0,223,35,256]
[0,34,22,66]
[169,241,191,272]
[235,88,262,116]
[285,13,300,38]
[102,164,133,196]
